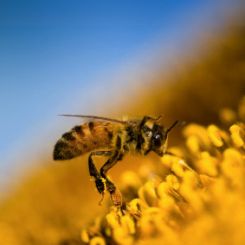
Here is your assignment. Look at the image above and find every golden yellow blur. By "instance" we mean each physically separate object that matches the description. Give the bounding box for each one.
[0,11,245,245]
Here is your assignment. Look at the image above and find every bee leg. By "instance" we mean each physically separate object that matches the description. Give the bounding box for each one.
[139,115,155,128]
[100,136,122,194]
[100,151,120,194]
[100,151,124,207]
[88,151,112,194]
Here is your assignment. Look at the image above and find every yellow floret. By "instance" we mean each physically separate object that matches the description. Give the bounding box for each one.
[90,236,106,245]
[207,124,224,147]
[229,124,244,148]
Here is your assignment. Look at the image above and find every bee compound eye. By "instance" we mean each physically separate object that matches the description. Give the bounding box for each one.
[153,134,162,147]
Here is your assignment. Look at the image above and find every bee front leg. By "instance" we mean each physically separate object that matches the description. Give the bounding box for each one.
[100,136,123,193]
[100,150,122,194]
[88,151,112,194]
[100,151,124,207]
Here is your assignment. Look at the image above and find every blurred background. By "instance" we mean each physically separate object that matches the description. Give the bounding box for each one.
[0,1,244,244]
[0,0,242,191]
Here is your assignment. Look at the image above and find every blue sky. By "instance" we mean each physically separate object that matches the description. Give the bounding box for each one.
[0,1,238,183]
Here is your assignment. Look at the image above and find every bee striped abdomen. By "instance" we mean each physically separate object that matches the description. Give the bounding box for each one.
[53,122,115,160]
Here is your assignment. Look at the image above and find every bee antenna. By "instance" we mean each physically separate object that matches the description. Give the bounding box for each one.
[58,114,127,124]
[166,120,181,135]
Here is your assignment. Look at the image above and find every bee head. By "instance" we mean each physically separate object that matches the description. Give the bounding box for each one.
[141,118,178,156]
[151,124,167,156]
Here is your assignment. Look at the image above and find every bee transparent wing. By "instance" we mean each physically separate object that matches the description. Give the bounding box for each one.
[59,114,127,124]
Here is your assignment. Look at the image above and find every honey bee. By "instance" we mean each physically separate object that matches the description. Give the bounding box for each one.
[53,115,178,206]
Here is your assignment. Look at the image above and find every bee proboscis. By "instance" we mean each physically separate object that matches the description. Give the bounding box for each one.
[53,115,178,206]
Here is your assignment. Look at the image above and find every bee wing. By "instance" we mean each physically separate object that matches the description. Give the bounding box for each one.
[59,114,127,124]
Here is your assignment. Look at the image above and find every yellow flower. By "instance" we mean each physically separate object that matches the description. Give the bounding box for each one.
[166,174,180,190]
[219,107,237,124]
[89,236,106,245]
[138,181,158,207]
[207,124,225,147]
[183,124,210,148]
[81,97,245,244]
[196,151,218,176]
[120,171,142,189]
[186,135,201,154]
[229,124,244,148]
